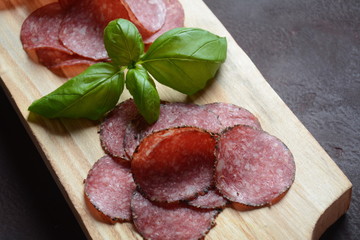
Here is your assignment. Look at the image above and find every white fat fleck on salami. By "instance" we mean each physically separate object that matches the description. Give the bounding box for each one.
[85,155,136,222]
[143,0,185,45]
[131,191,219,240]
[100,99,138,161]
[20,3,72,54]
[131,127,216,202]
[121,0,166,38]
[187,189,228,209]
[59,1,108,60]
[215,125,295,207]
[124,102,222,158]
[204,102,262,130]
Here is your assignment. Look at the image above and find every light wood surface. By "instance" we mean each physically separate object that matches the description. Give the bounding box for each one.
[0,0,352,239]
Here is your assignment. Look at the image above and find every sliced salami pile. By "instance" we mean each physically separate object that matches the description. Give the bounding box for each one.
[20,0,184,77]
[85,99,296,239]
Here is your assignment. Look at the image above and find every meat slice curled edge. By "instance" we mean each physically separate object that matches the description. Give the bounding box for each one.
[131,190,219,240]
[84,155,136,223]
[131,127,216,203]
[215,125,295,210]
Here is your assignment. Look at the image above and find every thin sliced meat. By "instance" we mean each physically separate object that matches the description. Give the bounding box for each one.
[131,191,219,240]
[59,1,108,60]
[49,58,97,77]
[187,189,228,209]
[58,0,77,9]
[20,3,73,60]
[215,125,296,209]
[100,99,138,161]
[124,102,222,159]
[84,155,136,223]
[121,0,166,38]
[144,0,185,45]
[131,127,216,202]
[205,102,262,130]
[91,0,130,26]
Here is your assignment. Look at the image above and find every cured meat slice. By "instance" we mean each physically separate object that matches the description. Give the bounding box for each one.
[100,99,138,161]
[131,191,219,240]
[58,0,76,9]
[20,3,73,61]
[49,58,97,77]
[205,102,262,130]
[215,125,296,209]
[187,189,228,209]
[84,155,136,223]
[121,0,166,38]
[131,127,216,202]
[124,102,222,158]
[91,0,130,26]
[59,1,108,60]
[144,0,185,45]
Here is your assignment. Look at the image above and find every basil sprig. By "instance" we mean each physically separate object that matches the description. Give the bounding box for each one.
[28,19,227,123]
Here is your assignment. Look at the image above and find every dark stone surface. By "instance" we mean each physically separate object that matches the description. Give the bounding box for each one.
[0,0,358,239]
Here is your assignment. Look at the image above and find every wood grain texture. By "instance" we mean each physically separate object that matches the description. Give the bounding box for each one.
[0,0,352,239]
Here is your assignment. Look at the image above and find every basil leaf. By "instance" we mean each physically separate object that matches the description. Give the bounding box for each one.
[140,28,227,95]
[28,62,124,120]
[126,66,160,124]
[104,19,144,67]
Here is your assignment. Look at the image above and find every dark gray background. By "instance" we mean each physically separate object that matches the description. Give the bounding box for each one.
[0,0,359,239]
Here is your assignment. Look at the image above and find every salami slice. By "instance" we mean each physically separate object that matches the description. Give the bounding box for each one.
[58,0,76,9]
[121,0,166,38]
[49,58,97,77]
[143,0,185,45]
[187,189,228,209]
[131,127,216,202]
[91,0,129,26]
[20,3,73,61]
[215,125,296,209]
[100,99,138,161]
[124,102,222,158]
[205,102,262,130]
[131,190,219,240]
[59,1,108,60]
[84,155,136,223]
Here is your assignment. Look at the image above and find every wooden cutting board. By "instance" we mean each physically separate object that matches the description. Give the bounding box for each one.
[0,0,352,239]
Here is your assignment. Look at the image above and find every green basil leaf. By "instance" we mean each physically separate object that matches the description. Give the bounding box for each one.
[104,19,144,67]
[28,62,124,120]
[140,28,227,95]
[126,66,160,124]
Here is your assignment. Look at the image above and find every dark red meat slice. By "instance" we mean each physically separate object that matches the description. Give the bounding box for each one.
[124,103,222,158]
[215,125,296,209]
[58,0,77,9]
[121,0,166,38]
[187,189,228,209]
[205,102,262,130]
[144,0,185,45]
[84,155,136,223]
[131,190,219,240]
[90,0,129,26]
[49,58,97,77]
[131,127,216,202]
[59,1,108,60]
[20,3,73,60]
[100,99,138,161]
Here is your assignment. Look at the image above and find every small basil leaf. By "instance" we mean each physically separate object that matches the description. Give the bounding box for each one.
[104,19,144,67]
[28,62,124,120]
[140,28,227,95]
[126,66,160,124]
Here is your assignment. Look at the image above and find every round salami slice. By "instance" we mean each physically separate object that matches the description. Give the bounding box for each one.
[49,58,97,77]
[59,1,108,60]
[144,0,185,46]
[204,102,262,130]
[131,127,216,203]
[84,155,136,223]
[215,125,296,209]
[121,0,166,38]
[90,0,129,26]
[124,102,222,158]
[20,3,73,60]
[131,191,219,240]
[100,99,138,161]
[187,189,228,209]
